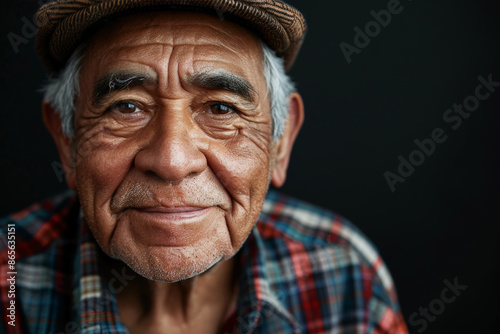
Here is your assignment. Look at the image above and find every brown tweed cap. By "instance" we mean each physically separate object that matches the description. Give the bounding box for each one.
[35,0,306,74]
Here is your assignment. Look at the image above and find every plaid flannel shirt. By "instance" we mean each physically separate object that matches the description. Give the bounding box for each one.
[0,190,408,333]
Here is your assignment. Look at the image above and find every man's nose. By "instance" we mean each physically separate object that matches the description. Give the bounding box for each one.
[133,109,207,182]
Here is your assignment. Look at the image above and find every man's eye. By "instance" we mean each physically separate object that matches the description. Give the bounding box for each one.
[109,101,143,114]
[209,103,237,115]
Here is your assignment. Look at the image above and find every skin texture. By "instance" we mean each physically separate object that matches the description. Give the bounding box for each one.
[43,11,304,333]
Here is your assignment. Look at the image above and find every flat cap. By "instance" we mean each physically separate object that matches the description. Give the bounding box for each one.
[35,0,307,74]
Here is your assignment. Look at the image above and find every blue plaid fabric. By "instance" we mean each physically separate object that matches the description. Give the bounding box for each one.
[0,190,407,333]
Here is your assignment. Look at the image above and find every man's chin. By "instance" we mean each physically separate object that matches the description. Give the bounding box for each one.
[109,246,226,283]
[132,257,224,283]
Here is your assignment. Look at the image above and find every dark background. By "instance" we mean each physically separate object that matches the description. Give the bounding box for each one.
[1,0,499,333]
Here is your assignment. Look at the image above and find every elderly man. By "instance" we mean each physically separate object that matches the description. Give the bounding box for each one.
[1,0,407,333]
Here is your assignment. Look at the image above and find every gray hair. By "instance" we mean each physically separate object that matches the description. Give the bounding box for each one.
[42,41,295,140]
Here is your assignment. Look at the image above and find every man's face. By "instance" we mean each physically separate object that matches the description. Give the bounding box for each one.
[69,11,278,282]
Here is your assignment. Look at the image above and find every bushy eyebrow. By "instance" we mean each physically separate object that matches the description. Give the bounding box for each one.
[91,69,256,106]
[92,71,156,106]
[188,70,256,103]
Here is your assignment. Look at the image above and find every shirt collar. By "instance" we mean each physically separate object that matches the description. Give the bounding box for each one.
[235,223,300,333]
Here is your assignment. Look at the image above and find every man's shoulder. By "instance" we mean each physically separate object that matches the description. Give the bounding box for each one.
[0,191,78,261]
[259,190,382,270]
[255,191,407,332]
[258,191,400,304]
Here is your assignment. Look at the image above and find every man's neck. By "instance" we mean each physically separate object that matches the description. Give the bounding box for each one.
[103,256,239,334]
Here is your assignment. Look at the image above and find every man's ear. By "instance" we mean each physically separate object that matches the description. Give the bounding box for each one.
[271,92,304,188]
[42,101,77,189]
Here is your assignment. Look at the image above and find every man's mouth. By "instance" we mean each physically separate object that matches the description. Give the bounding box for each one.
[133,206,211,219]
[118,205,218,247]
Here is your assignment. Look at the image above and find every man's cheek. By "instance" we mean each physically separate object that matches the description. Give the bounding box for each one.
[74,146,133,225]
[75,149,125,252]
[212,144,270,195]
[77,152,119,187]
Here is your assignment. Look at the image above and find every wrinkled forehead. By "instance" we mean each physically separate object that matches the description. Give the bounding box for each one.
[79,11,266,89]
